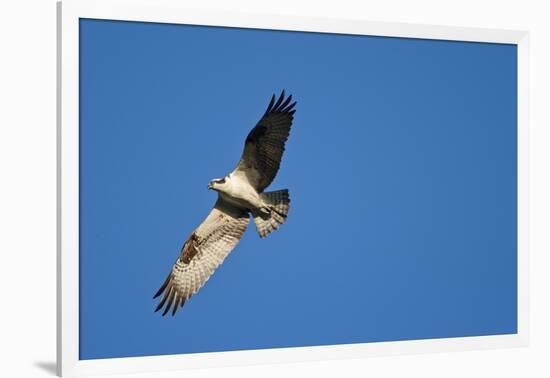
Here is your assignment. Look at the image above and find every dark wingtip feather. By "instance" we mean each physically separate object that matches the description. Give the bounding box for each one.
[154,300,164,313]
[265,90,297,115]
[154,286,172,312]
[272,90,286,111]
[172,297,181,316]
[279,95,293,111]
[284,101,297,113]
[162,292,176,316]
[153,275,170,299]
[264,93,276,115]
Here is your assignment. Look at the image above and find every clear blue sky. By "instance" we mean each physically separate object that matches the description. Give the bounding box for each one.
[79,19,517,360]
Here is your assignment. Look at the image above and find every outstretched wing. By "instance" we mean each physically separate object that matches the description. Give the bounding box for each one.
[233,90,297,192]
[153,199,250,316]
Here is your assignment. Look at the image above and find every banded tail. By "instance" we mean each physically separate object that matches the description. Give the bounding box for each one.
[252,189,290,238]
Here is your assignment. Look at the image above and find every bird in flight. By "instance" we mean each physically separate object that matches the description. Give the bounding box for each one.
[154,91,297,316]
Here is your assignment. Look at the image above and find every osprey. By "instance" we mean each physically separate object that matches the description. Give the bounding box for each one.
[154,91,296,316]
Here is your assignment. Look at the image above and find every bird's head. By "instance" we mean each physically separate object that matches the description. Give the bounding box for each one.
[208,177,229,192]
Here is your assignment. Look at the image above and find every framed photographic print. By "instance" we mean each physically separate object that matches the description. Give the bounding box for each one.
[57,0,529,376]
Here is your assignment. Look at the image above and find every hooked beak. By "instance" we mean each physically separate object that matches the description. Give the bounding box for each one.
[207,182,213,190]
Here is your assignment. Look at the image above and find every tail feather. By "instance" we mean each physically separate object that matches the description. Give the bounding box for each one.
[253,189,290,238]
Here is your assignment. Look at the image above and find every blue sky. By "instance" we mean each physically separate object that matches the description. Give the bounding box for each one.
[79,19,517,360]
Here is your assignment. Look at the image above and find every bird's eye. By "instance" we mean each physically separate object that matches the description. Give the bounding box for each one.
[217,178,226,184]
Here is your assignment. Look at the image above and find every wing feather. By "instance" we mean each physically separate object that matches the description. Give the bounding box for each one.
[233,91,297,192]
[154,198,250,316]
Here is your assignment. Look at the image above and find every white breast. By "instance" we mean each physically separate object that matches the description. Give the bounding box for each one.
[224,172,261,209]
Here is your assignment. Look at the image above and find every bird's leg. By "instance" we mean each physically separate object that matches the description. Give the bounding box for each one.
[259,205,271,215]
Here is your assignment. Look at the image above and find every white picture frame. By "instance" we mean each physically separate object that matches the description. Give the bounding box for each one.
[57,0,530,376]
